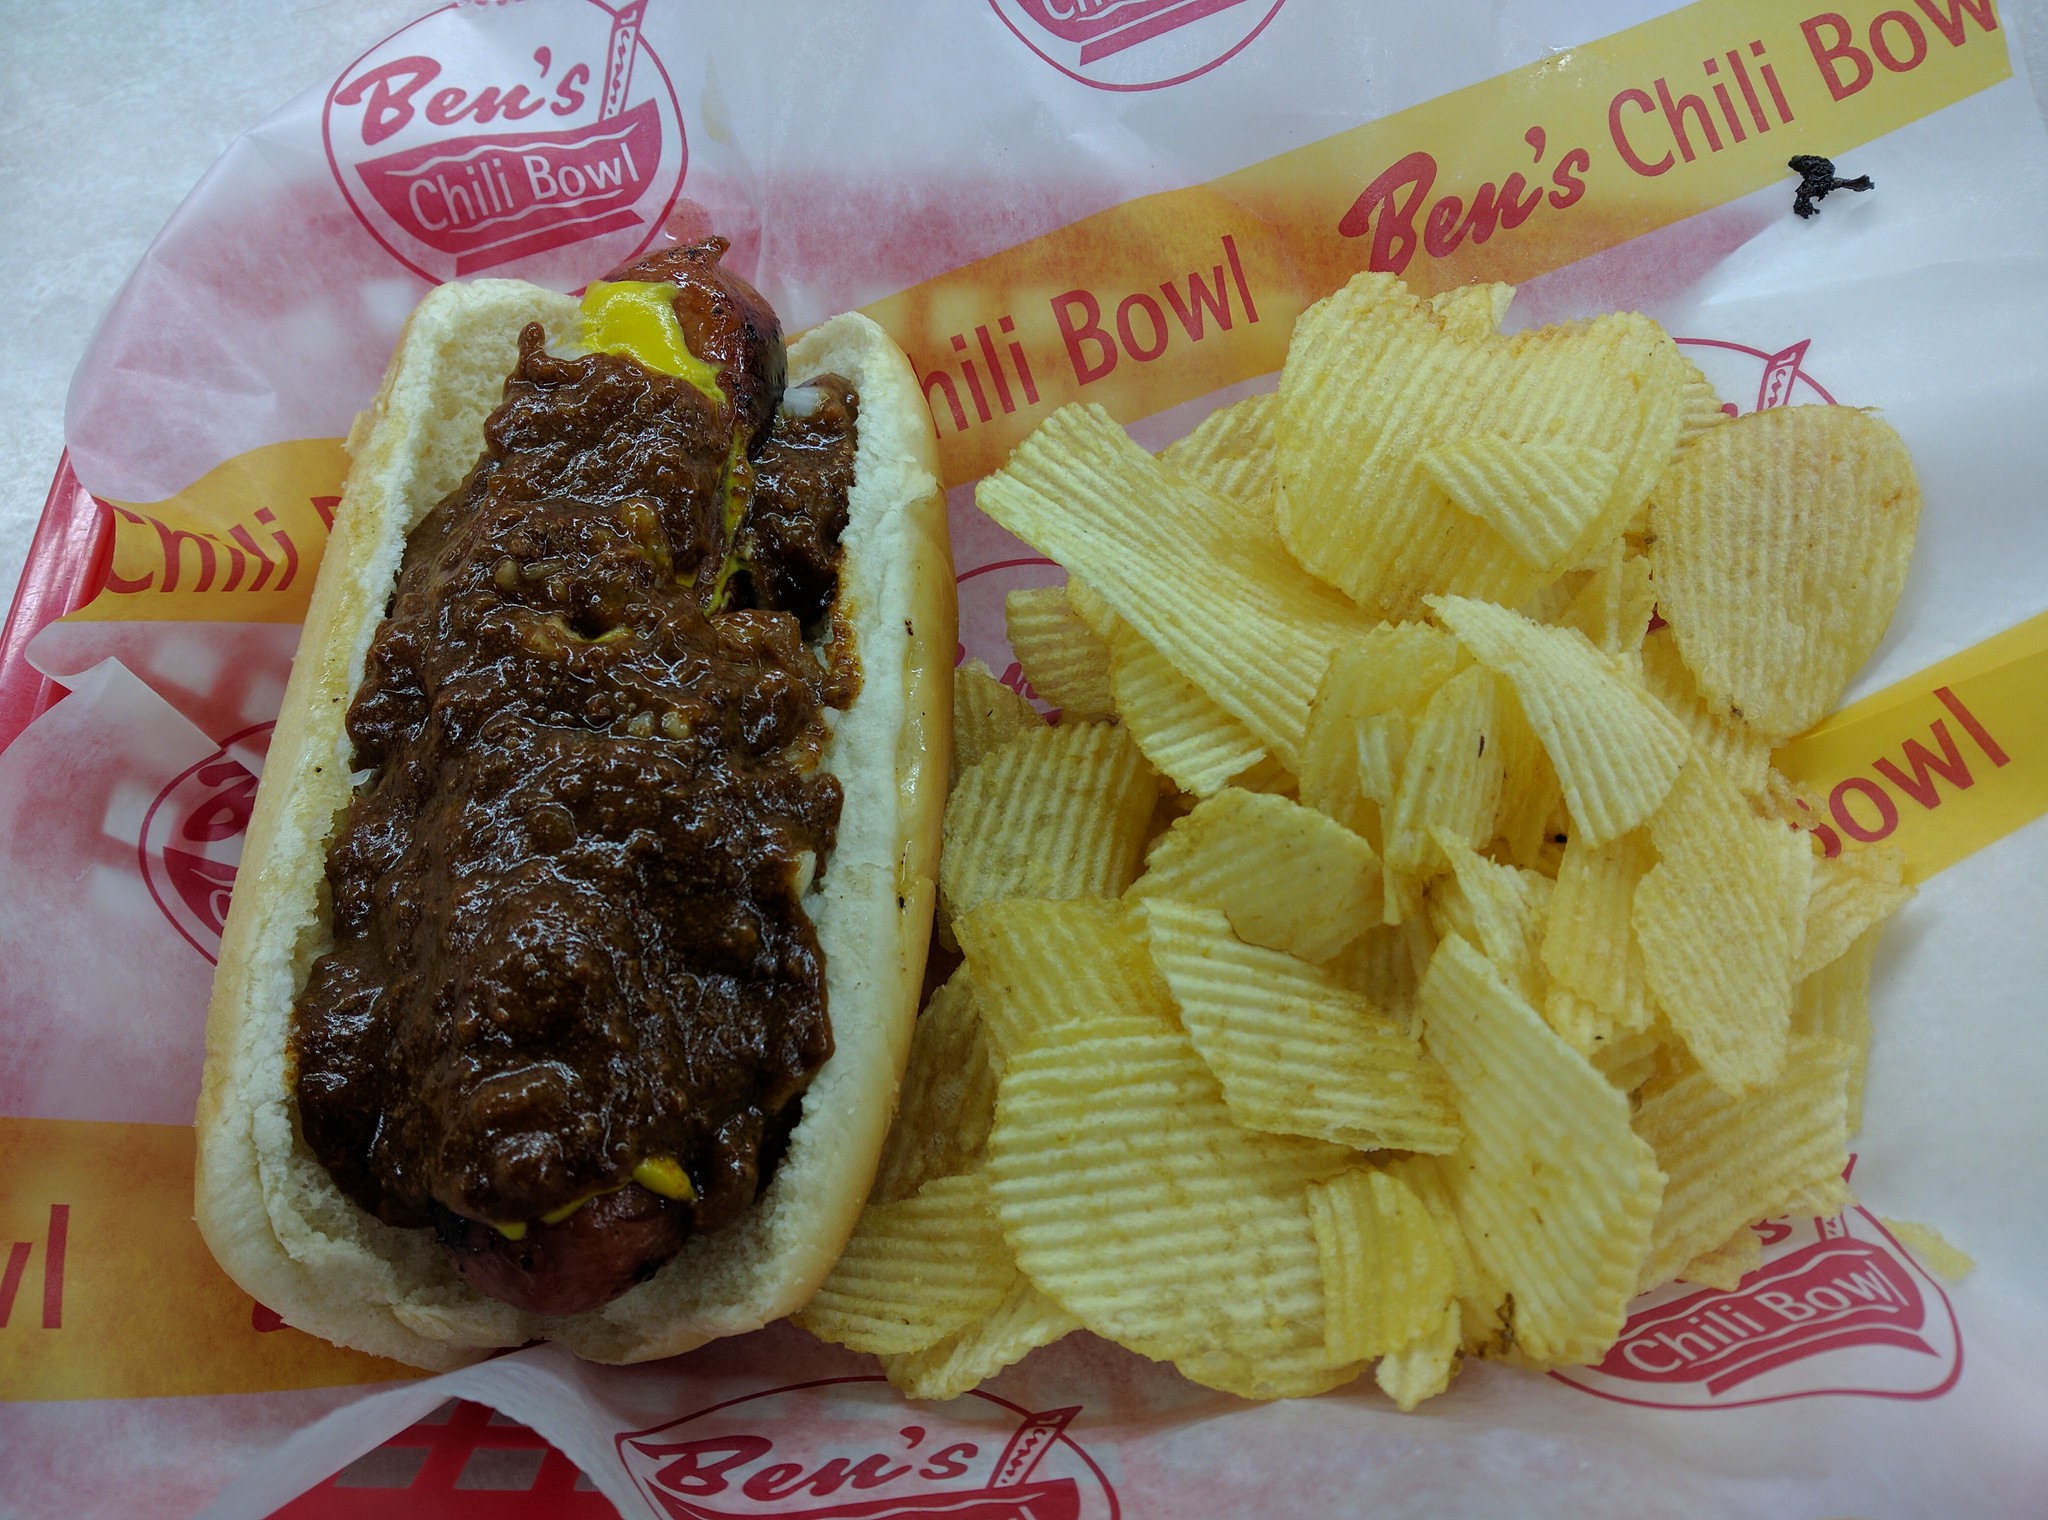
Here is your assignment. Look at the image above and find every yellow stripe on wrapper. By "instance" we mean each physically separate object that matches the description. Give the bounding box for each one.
[793,1171,1013,1356]
[1128,787,1382,963]
[987,1013,1360,1400]
[940,721,1156,933]
[1649,407,1922,741]
[0,1117,416,1400]
[1140,898,1461,1155]
[872,967,1000,1204]
[1430,594,1689,847]
[1307,1168,1456,1364]
[1005,586,1116,721]
[880,1272,1082,1403]
[951,659,1043,785]
[1632,1040,1853,1293]
[1635,752,1814,1096]
[1275,276,1685,621]
[977,404,1383,772]
[955,898,1172,1070]
[1419,935,1664,1366]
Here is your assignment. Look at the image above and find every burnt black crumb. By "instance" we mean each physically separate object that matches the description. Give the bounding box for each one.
[1477,735,1487,757]
[1789,155,1873,220]
[1551,832,1569,845]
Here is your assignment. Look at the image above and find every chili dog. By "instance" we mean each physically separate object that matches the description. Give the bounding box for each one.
[195,239,951,1368]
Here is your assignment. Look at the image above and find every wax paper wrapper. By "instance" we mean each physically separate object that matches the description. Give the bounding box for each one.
[4,1,2047,1516]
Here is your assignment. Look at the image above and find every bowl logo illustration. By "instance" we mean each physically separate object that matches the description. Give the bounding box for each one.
[324,0,685,285]
[1553,1201,1963,1410]
[139,723,273,964]
[990,0,1290,91]
[617,1378,1118,1520]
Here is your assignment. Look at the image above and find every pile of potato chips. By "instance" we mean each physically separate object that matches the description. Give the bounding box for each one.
[793,272,1923,1408]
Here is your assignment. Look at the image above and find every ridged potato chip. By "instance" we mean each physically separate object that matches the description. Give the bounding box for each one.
[1677,1224,1762,1291]
[1102,614,1275,796]
[1309,1167,1456,1362]
[1588,1025,1663,1093]
[1879,1219,1974,1281]
[1674,350,1731,451]
[1637,625,1772,795]
[1799,845,1912,980]
[1299,626,1459,844]
[941,721,1156,930]
[1159,391,1278,515]
[1381,1152,1507,1355]
[953,658,1041,784]
[1430,833,1550,1005]
[880,1272,1082,1402]
[1541,829,1655,1038]
[1384,665,1503,879]
[873,967,999,1204]
[1427,280,1514,339]
[1421,436,1623,572]
[1793,927,1879,1131]
[988,1011,1361,1399]
[1141,898,1462,1154]
[1131,787,1381,962]
[1430,595,1688,845]
[1488,685,1567,874]
[1374,1298,1462,1410]
[1551,540,1655,658]
[1275,273,1684,619]
[1649,405,1922,739]
[1420,935,1664,1364]
[1005,585,1116,721]
[1326,917,1437,1030]
[795,1171,1014,1355]
[1634,752,1813,1094]
[1634,1039,1852,1291]
[956,898,1169,1070]
[978,403,1382,770]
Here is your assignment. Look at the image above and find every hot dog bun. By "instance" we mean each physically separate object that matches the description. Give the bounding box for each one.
[195,278,952,1369]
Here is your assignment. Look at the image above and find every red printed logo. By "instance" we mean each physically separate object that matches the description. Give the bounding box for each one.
[139,723,272,964]
[1553,1204,1963,1410]
[324,0,684,285]
[989,0,1289,91]
[617,1378,1118,1519]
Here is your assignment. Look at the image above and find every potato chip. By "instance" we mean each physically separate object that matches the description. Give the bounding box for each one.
[1326,916,1437,1031]
[1299,624,1459,847]
[977,403,1383,769]
[1422,436,1623,572]
[1540,828,1655,1036]
[1383,665,1503,879]
[1677,1224,1762,1291]
[880,1272,1083,1402]
[941,721,1156,931]
[1430,832,1550,1004]
[1879,1219,1974,1281]
[1427,280,1515,339]
[1275,273,1685,620]
[1488,685,1568,874]
[1005,585,1116,721]
[1798,845,1911,980]
[1633,1039,1852,1291]
[1793,926,1879,1132]
[1309,1167,1456,1363]
[1102,615,1275,796]
[987,1011,1361,1398]
[1649,405,1922,739]
[1551,540,1655,658]
[955,898,1169,1070]
[873,967,999,1204]
[1587,1025,1663,1093]
[1429,595,1688,845]
[1674,350,1731,450]
[794,1171,1014,1355]
[1141,898,1462,1154]
[1374,1298,1462,1410]
[1419,934,1664,1364]
[953,658,1042,784]
[1159,391,1278,516]
[1130,787,1381,962]
[1634,753,1813,1095]
[1381,1153,1508,1355]
[1637,626,1772,794]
